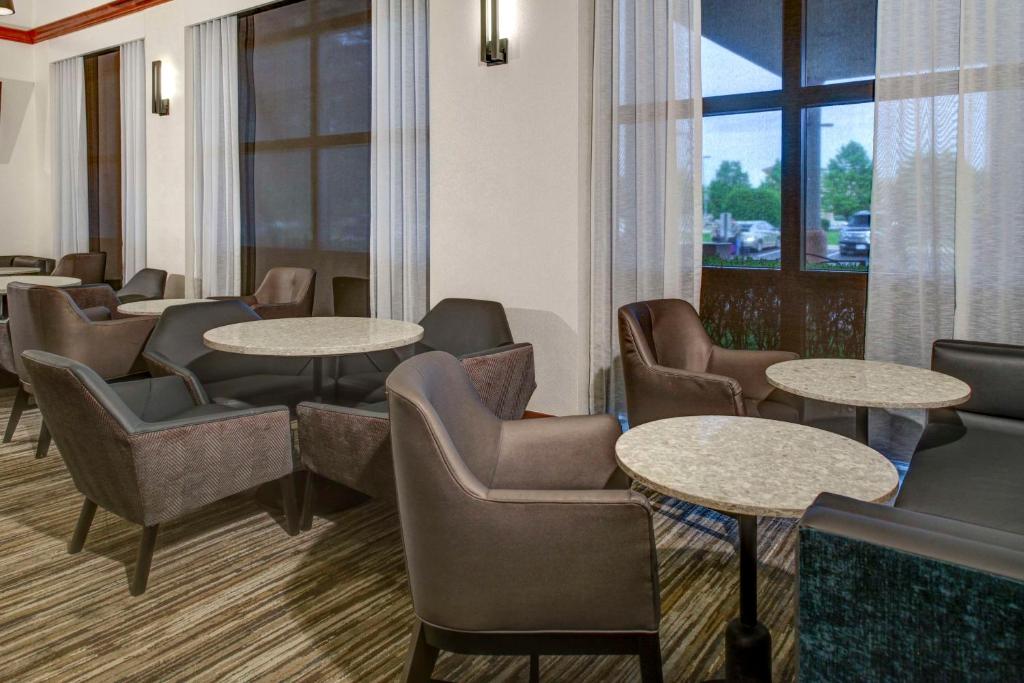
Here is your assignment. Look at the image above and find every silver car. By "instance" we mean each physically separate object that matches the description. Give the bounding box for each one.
[839,211,871,256]
[735,221,781,253]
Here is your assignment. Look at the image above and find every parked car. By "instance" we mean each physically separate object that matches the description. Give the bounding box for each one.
[735,221,781,252]
[839,211,871,256]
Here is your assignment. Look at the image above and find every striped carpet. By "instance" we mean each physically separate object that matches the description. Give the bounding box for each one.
[0,389,798,682]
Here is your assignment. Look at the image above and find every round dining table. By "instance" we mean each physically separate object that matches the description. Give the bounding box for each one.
[118,298,215,316]
[765,358,971,443]
[616,415,898,683]
[0,275,82,318]
[203,316,424,401]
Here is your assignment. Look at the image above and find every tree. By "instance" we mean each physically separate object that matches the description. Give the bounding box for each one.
[724,185,781,228]
[761,159,782,193]
[706,161,751,218]
[821,141,872,219]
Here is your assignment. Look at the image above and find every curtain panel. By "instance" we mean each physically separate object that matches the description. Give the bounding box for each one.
[370,0,430,323]
[120,39,147,281]
[867,0,1024,367]
[186,17,241,298]
[51,56,89,256]
[584,0,703,415]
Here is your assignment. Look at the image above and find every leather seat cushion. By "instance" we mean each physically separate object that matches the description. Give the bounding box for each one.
[335,371,389,404]
[204,374,323,410]
[896,411,1024,535]
[172,403,245,420]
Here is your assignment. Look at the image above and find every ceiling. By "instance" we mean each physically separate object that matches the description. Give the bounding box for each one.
[0,0,34,29]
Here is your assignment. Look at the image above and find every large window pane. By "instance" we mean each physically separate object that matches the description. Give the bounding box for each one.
[805,0,877,86]
[701,0,781,96]
[317,25,371,135]
[702,110,782,268]
[84,49,122,284]
[804,102,874,272]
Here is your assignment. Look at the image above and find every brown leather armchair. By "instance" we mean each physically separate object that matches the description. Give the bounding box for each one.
[22,350,298,596]
[6,283,156,457]
[53,252,107,284]
[213,267,315,319]
[618,299,802,427]
[386,351,663,683]
[0,255,55,273]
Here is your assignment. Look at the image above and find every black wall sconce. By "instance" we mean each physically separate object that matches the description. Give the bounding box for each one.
[151,60,169,116]
[480,0,508,66]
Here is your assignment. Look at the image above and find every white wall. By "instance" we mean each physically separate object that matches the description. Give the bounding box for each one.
[429,0,587,414]
[0,40,40,256]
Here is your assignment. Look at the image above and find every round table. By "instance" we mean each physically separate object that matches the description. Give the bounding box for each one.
[203,317,424,401]
[118,298,214,316]
[0,266,40,276]
[0,275,82,318]
[616,415,898,683]
[766,358,971,442]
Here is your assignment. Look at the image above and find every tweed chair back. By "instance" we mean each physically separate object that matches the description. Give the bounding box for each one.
[22,351,143,523]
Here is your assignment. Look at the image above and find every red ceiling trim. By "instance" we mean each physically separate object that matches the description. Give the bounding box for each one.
[0,0,174,45]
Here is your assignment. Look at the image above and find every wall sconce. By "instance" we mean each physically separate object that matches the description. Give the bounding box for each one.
[480,0,508,66]
[151,60,169,116]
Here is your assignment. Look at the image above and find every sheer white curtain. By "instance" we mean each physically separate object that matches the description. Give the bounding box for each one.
[51,56,89,256]
[186,17,240,297]
[584,0,703,414]
[370,0,429,323]
[868,0,1024,367]
[120,39,147,281]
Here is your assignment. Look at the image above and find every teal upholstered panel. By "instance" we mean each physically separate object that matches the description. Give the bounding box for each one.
[798,527,1024,682]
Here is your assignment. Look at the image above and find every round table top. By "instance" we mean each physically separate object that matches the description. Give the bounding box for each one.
[0,275,81,294]
[0,266,41,276]
[766,358,971,409]
[203,317,425,357]
[118,298,214,316]
[615,415,899,517]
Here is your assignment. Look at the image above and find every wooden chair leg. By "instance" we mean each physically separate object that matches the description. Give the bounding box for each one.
[638,633,664,683]
[130,525,159,597]
[401,620,440,683]
[280,474,300,536]
[300,472,317,532]
[529,654,540,683]
[3,387,29,443]
[68,498,97,554]
[35,421,51,459]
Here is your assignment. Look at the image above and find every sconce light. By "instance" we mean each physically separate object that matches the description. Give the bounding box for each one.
[480,0,508,66]
[151,60,169,116]
[0,1,15,17]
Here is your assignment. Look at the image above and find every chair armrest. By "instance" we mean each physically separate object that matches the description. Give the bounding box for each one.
[625,362,744,426]
[708,346,797,402]
[459,342,537,419]
[411,487,659,633]
[143,349,209,404]
[296,401,394,498]
[799,493,1024,681]
[128,406,294,525]
[491,414,625,490]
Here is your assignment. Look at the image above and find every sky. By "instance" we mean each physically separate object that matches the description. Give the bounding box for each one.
[700,37,875,187]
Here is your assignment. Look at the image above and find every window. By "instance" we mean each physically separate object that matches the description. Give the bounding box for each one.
[84,48,122,285]
[699,0,877,356]
[238,0,372,314]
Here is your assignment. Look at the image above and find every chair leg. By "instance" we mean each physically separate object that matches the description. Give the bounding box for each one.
[68,498,98,554]
[280,474,300,536]
[401,620,440,683]
[130,525,159,597]
[35,421,51,458]
[638,633,664,683]
[3,387,29,443]
[300,472,317,532]
[529,654,540,683]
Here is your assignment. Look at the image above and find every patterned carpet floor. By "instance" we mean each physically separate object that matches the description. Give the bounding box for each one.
[0,388,798,682]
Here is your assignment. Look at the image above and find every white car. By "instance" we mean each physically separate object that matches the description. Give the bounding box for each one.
[735,221,781,252]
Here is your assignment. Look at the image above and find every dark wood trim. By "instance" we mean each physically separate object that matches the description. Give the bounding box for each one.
[0,0,172,44]
[522,411,553,419]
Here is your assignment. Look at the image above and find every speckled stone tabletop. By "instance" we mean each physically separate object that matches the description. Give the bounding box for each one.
[0,276,81,294]
[766,358,971,409]
[203,317,424,356]
[0,267,40,276]
[118,298,215,316]
[615,415,899,517]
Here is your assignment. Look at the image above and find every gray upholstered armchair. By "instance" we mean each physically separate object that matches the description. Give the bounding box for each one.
[117,268,168,304]
[385,351,662,682]
[618,299,802,427]
[211,266,315,319]
[52,252,107,284]
[22,350,298,596]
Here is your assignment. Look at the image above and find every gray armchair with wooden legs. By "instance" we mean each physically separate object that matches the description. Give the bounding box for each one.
[386,351,663,683]
[22,350,298,596]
